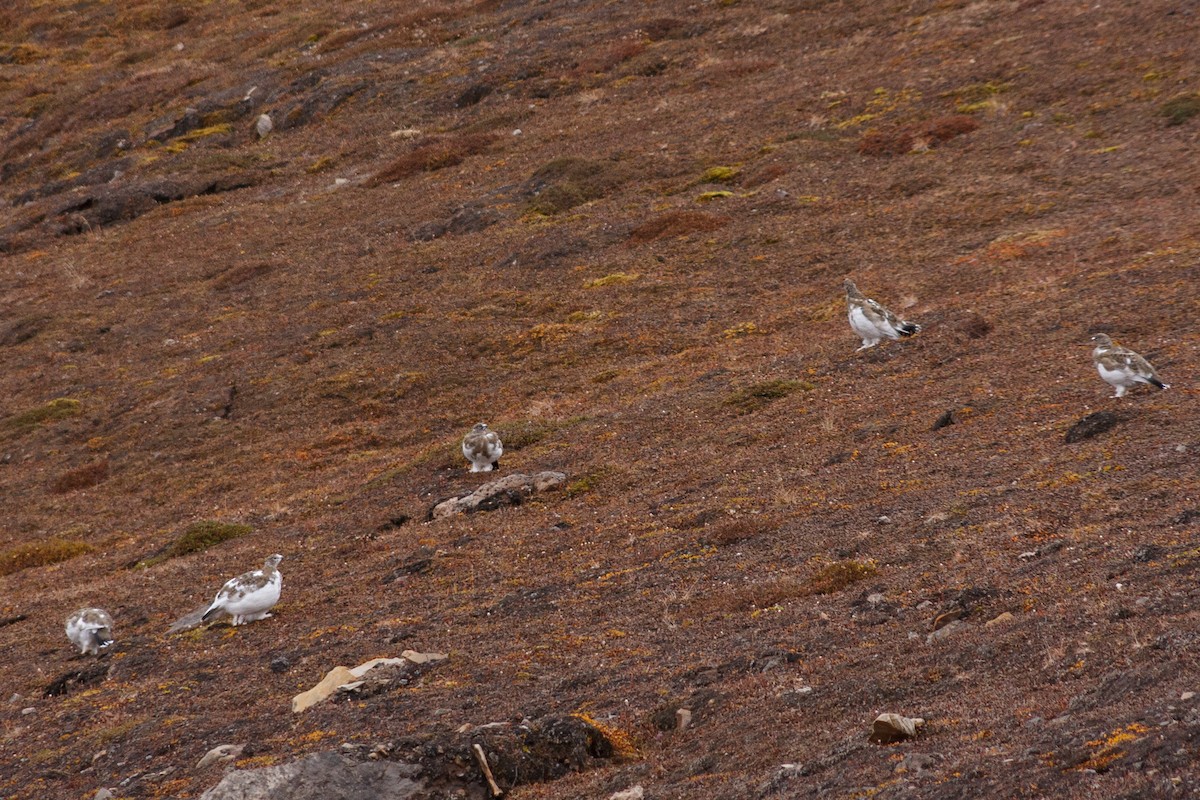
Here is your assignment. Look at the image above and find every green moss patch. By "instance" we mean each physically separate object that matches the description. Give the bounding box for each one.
[525,157,630,215]
[2,398,82,436]
[724,380,813,414]
[699,166,737,183]
[137,521,252,568]
[0,538,93,577]
[1161,94,1200,126]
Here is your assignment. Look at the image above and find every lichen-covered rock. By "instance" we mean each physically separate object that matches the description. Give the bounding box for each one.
[198,751,425,800]
[429,471,567,519]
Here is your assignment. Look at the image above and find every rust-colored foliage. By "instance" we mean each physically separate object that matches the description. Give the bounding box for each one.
[627,211,728,244]
[858,115,980,156]
[369,134,497,185]
[51,460,109,494]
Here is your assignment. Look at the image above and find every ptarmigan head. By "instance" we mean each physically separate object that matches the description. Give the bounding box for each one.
[1090,333,1113,348]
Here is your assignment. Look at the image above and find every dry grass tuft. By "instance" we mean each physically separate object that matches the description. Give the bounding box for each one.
[0,538,93,577]
[807,559,878,594]
[858,115,979,156]
[704,519,773,547]
[711,559,877,612]
[573,40,647,76]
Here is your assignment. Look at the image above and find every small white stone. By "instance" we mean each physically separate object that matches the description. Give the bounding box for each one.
[512,128,522,136]
[21,707,35,716]
[1182,691,1196,701]
[173,42,184,51]
[255,114,273,138]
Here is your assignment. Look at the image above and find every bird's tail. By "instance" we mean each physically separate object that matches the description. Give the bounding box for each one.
[898,321,921,337]
[94,628,113,649]
[201,605,220,622]
[1149,377,1169,390]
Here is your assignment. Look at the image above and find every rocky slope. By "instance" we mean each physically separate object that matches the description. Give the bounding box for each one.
[1,0,1198,798]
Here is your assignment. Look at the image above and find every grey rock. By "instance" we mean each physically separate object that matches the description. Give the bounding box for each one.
[926,619,967,644]
[429,471,567,519]
[870,713,925,744]
[93,790,115,800]
[197,744,245,769]
[199,751,424,800]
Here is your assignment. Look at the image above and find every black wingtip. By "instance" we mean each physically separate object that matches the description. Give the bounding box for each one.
[1149,378,1167,390]
[899,322,921,337]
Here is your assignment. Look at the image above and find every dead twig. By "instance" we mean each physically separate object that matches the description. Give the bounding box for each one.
[472,743,504,797]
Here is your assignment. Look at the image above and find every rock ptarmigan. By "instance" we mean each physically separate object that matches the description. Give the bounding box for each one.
[462,422,503,473]
[201,554,283,626]
[1091,333,1170,398]
[844,279,922,351]
[65,608,114,656]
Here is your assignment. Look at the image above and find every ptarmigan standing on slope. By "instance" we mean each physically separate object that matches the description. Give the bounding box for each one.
[201,554,283,626]
[1090,333,1170,398]
[844,279,922,351]
[462,422,503,472]
[65,608,114,655]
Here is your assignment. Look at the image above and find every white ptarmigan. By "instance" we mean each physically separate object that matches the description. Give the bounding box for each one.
[844,279,922,351]
[1090,333,1170,398]
[462,422,503,472]
[201,554,283,626]
[65,608,114,655]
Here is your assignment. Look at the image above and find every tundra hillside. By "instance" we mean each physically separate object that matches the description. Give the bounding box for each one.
[1,1,1198,798]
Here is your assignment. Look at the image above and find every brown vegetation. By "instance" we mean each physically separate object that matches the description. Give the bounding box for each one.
[0,1,1196,799]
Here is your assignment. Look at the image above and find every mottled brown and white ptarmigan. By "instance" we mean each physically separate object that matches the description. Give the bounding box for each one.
[1090,333,1170,398]
[65,608,114,655]
[462,422,503,472]
[201,554,283,626]
[844,279,921,351]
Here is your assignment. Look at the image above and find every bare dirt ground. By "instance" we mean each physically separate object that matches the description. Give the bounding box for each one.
[2,0,1199,798]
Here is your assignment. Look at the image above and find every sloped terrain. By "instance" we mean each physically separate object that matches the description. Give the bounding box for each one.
[1,0,1198,798]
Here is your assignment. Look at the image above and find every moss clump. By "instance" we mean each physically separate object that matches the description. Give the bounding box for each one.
[138,521,252,568]
[495,417,585,451]
[0,538,93,577]
[525,157,629,215]
[699,166,737,183]
[808,559,878,594]
[724,380,813,413]
[585,272,639,288]
[3,398,82,435]
[1161,94,1200,126]
[178,123,233,141]
[696,190,734,202]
